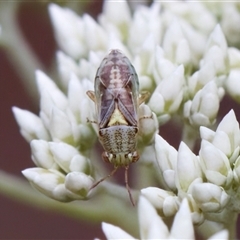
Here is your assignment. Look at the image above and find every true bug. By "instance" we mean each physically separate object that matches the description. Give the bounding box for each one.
[87,49,148,205]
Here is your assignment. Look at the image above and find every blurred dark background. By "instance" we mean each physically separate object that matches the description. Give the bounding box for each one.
[1,1,240,239]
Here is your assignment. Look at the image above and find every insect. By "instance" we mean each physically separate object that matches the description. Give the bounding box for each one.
[87,49,148,205]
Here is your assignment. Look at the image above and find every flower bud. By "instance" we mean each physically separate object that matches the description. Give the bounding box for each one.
[184,81,219,127]
[56,51,81,90]
[138,196,169,239]
[155,135,177,190]
[101,222,134,240]
[176,142,202,192]
[233,156,240,183]
[65,172,94,198]
[49,107,76,144]
[153,46,175,84]
[170,199,194,239]
[49,142,90,174]
[49,4,86,59]
[30,140,59,169]
[141,187,179,217]
[225,69,240,103]
[100,0,131,33]
[137,104,158,146]
[12,107,50,142]
[192,183,229,212]
[202,25,228,75]
[200,140,233,187]
[22,168,74,202]
[149,65,185,117]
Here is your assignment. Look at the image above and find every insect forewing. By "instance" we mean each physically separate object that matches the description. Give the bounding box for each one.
[94,50,139,128]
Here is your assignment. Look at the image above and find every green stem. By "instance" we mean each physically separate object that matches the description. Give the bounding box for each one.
[0,170,139,237]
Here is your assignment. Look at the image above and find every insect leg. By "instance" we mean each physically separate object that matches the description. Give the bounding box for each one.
[125,165,135,206]
[86,90,96,102]
[90,167,118,190]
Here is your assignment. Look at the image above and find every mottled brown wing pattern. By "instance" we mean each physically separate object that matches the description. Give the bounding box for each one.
[94,50,139,128]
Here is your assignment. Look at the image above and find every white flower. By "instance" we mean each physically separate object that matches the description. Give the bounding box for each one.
[148,65,185,123]
[202,25,228,76]
[100,197,227,239]
[141,187,179,217]
[99,0,131,41]
[176,142,202,193]
[12,107,50,142]
[128,2,162,55]
[200,140,233,188]
[162,20,191,66]
[22,168,82,202]
[154,134,177,191]
[30,140,59,170]
[49,4,107,59]
[137,105,158,147]
[200,110,240,163]
[184,81,220,127]
[192,183,229,212]
[225,69,240,103]
[221,4,240,47]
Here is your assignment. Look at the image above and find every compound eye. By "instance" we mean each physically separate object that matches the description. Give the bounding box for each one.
[102,152,110,162]
[127,151,139,162]
[132,151,139,162]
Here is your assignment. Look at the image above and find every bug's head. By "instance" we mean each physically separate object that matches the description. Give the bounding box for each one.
[102,151,139,166]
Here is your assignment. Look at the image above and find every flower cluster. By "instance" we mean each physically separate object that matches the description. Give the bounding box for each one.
[98,197,228,239]
[143,110,240,225]
[12,0,240,238]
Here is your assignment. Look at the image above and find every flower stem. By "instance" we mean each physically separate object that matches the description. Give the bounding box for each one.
[0,170,139,237]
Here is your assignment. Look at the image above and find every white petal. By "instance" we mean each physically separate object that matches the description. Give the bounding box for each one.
[163,20,184,62]
[225,70,240,103]
[212,131,231,157]
[30,140,58,169]
[138,196,169,239]
[175,39,191,65]
[138,105,158,145]
[56,51,81,90]
[49,107,74,143]
[65,172,94,198]
[200,126,215,142]
[148,91,165,116]
[82,14,106,51]
[12,107,50,142]
[200,140,232,187]
[49,142,79,172]
[170,199,194,239]
[217,110,240,149]
[102,0,131,26]
[208,230,228,240]
[205,24,227,57]
[36,70,68,110]
[22,168,70,202]
[160,65,185,101]
[192,183,229,212]
[49,4,86,59]
[176,142,202,192]
[155,135,177,190]
[101,222,135,240]
[228,47,240,69]
[141,187,178,217]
